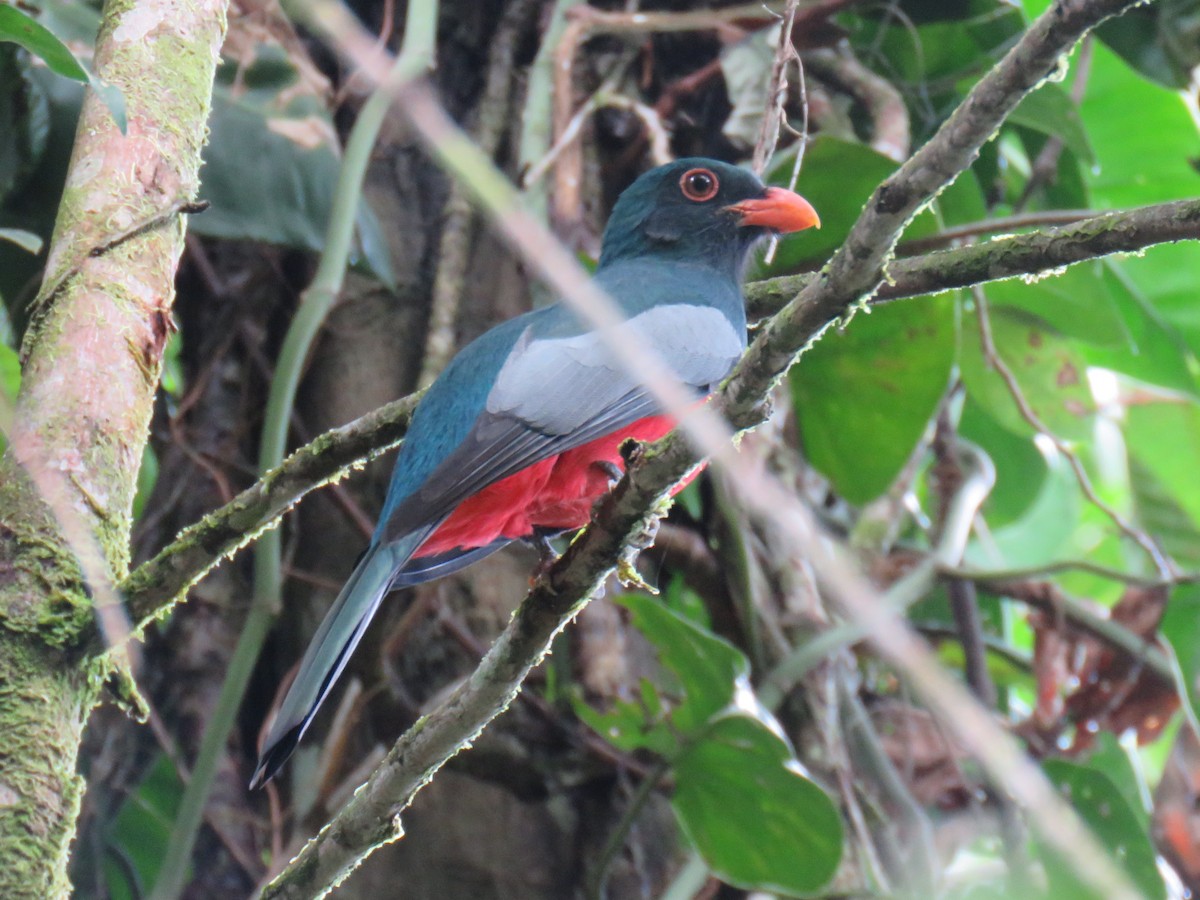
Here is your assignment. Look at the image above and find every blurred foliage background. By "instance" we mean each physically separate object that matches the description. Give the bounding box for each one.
[4,0,1200,896]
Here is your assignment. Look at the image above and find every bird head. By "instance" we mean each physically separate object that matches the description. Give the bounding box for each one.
[598,158,819,275]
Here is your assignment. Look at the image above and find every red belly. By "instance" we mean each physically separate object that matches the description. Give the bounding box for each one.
[415,415,687,558]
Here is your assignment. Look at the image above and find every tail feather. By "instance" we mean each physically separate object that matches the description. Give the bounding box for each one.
[250,533,424,789]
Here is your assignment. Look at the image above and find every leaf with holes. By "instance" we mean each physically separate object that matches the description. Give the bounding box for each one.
[792,294,955,504]
[960,303,1096,441]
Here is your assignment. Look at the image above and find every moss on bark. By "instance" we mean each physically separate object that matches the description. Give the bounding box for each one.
[0,0,229,892]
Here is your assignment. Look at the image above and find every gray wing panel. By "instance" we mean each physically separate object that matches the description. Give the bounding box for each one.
[486,304,742,435]
[383,304,743,543]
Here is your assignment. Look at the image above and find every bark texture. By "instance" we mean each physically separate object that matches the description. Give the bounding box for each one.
[0,0,227,893]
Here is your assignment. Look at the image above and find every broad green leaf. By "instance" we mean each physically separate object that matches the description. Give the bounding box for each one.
[1039,759,1165,900]
[985,262,1126,348]
[792,294,955,504]
[673,714,842,895]
[616,592,747,734]
[1160,583,1200,738]
[1082,259,1199,397]
[1106,243,1200,365]
[959,302,1096,441]
[103,753,186,900]
[1096,0,1200,89]
[1125,456,1200,569]
[966,452,1079,569]
[958,397,1047,527]
[1081,43,1200,207]
[1125,401,1200,535]
[1009,82,1093,164]
[1081,733,1150,832]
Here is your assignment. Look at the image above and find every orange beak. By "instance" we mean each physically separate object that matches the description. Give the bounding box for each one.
[726,187,820,234]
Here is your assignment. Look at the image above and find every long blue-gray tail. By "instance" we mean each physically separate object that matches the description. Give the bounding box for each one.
[250,535,422,789]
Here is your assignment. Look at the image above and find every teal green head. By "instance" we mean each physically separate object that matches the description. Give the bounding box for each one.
[598,158,819,275]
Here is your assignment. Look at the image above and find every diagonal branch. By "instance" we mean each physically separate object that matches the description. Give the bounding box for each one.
[120,194,1200,631]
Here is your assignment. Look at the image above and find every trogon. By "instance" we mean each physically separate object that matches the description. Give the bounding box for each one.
[251,158,819,787]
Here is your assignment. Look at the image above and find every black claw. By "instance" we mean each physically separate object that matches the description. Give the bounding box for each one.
[593,460,623,485]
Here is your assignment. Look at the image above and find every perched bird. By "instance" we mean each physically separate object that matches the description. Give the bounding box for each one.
[250,158,818,787]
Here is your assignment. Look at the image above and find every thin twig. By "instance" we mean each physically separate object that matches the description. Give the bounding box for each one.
[751,0,801,176]
[895,209,1096,255]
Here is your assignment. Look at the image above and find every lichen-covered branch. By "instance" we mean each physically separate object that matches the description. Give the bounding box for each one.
[0,0,227,892]
[121,393,418,629]
[264,1,1148,894]
[743,195,1200,319]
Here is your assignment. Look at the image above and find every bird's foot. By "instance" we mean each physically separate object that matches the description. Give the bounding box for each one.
[616,556,657,594]
[592,459,624,488]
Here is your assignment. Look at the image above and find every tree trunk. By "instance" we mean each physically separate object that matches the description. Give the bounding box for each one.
[0,0,227,893]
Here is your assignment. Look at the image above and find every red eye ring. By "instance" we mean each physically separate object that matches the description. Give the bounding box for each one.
[679,167,719,202]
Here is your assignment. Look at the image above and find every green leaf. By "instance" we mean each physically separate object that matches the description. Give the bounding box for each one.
[1105,243,1200,365]
[966,452,1079,569]
[0,5,124,132]
[1082,260,1200,397]
[958,397,1047,527]
[1095,0,1200,89]
[103,753,186,899]
[984,262,1126,348]
[616,592,747,734]
[1038,759,1165,900]
[195,50,393,285]
[1009,82,1093,164]
[791,294,955,504]
[1080,733,1150,832]
[0,4,88,82]
[1124,410,1200,574]
[1160,583,1200,739]
[959,302,1096,441]
[673,714,843,895]
[0,342,17,446]
[0,341,19,398]
[757,137,941,275]
[1081,42,1200,207]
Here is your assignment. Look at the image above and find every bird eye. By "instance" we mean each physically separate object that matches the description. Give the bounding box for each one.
[679,168,719,202]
